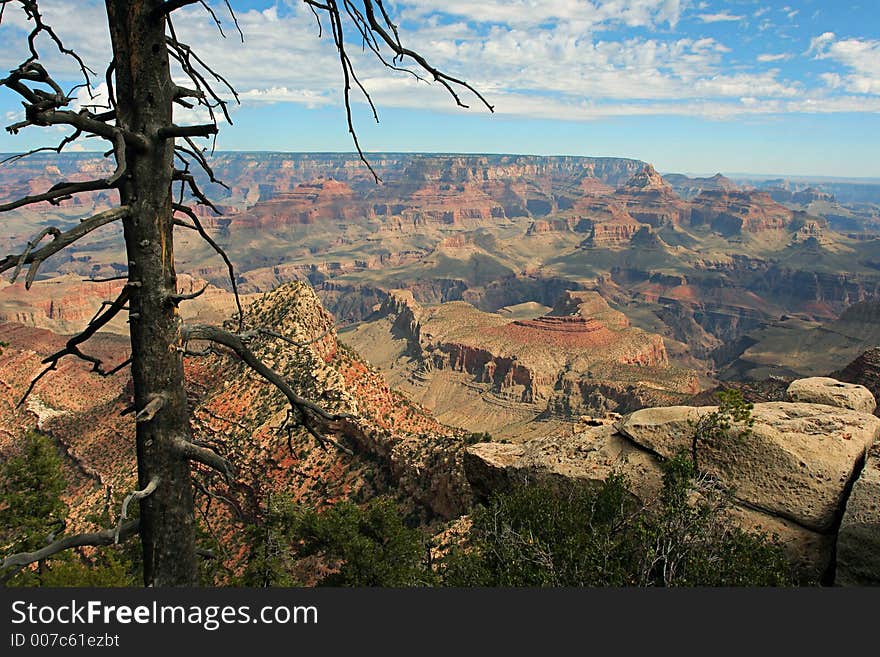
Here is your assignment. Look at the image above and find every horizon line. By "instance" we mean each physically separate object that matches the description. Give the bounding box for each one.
[2,150,879,183]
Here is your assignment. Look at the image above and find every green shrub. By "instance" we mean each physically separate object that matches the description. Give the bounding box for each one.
[1,432,139,587]
[441,459,796,587]
[294,497,434,587]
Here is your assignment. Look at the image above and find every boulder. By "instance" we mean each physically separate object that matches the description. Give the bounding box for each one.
[464,424,664,502]
[464,420,832,581]
[832,348,880,417]
[464,442,527,501]
[617,402,880,531]
[726,504,832,583]
[836,445,880,585]
[786,377,876,414]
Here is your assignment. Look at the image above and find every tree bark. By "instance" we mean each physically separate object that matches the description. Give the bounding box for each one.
[105,0,197,586]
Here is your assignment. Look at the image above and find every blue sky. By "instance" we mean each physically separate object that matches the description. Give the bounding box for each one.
[1,1,878,177]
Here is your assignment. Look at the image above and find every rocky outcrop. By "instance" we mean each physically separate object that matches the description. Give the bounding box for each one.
[768,187,835,205]
[613,165,689,228]
[372,290,690,411]
[833,348,880,417]
[665,173,738,199]
[620,164,671,192]
[836,444,880,585]
[191,282,474,519]
[617,402,880,532]
[786,377,877,414]
[465,379,880,582]
[463,400,864,580]
[464,423,663,503]
[583,214,647,247]
[690,190,792,234]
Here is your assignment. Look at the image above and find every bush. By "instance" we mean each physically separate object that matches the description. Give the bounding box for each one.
[0,431,139,586]
[294,497,434,587]
[441,459,796,587]
[235,495,433,587]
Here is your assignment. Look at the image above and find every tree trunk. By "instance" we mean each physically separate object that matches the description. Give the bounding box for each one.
[105,0,198,586]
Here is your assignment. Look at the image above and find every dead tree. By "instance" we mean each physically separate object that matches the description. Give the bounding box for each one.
[0,0,492,586]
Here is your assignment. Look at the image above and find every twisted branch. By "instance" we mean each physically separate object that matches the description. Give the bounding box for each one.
[0,206,130,287]
[0,519,139,583]
[181,323,354,452]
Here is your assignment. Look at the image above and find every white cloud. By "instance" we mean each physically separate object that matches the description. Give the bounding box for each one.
[0,0,878,131]
[807,32,836,55]
[72,82,111,113]
[697,12,744,23]
[809,34,880,95]
[238,87,333,108]
[757,53,792,62]
[397,0,687,30]
[820,73,842,89]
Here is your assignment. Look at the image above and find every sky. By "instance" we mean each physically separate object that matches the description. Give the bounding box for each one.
[0,0,878,177]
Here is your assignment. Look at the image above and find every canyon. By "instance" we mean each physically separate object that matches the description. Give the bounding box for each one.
[2,282,879,584]
[3,152,880,582]
[4,152,880,431]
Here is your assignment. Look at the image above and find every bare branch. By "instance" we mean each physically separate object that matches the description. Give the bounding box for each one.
[153,0,200,17]
[169,281,209,302]
[17,286,131,406]
[0,179,115,213]
[9,225,60,284]
[172,203,243,330]
[158,123,218,140]
[176,137,230,189]
[135,395,166,424]
[115,477,159,543]
[222,0,244,43]
[0,520,139,578]
[181,323,354,452]
[4,0,97,92]
[165,23,239,126]
[0,127,82,165]
[298,0,493,181]
[361,0,494,111]
[0,206,130,286]
[174,85,205,100]
[171,436,235,478]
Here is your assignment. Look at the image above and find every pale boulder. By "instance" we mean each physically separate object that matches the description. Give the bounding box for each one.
[726,504,832,582]
[786,377,876,414]
[617,402,880,532]
[464,424,664,502]
[836,445,880,585]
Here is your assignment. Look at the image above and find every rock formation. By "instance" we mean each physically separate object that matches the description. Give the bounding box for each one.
[665,172,738,199]
[361,289,697,416]
[465,378,880,582]
[689,189,792,234]
[832,348,880,418]
[786,377,877,414]
[836,442,880,584]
